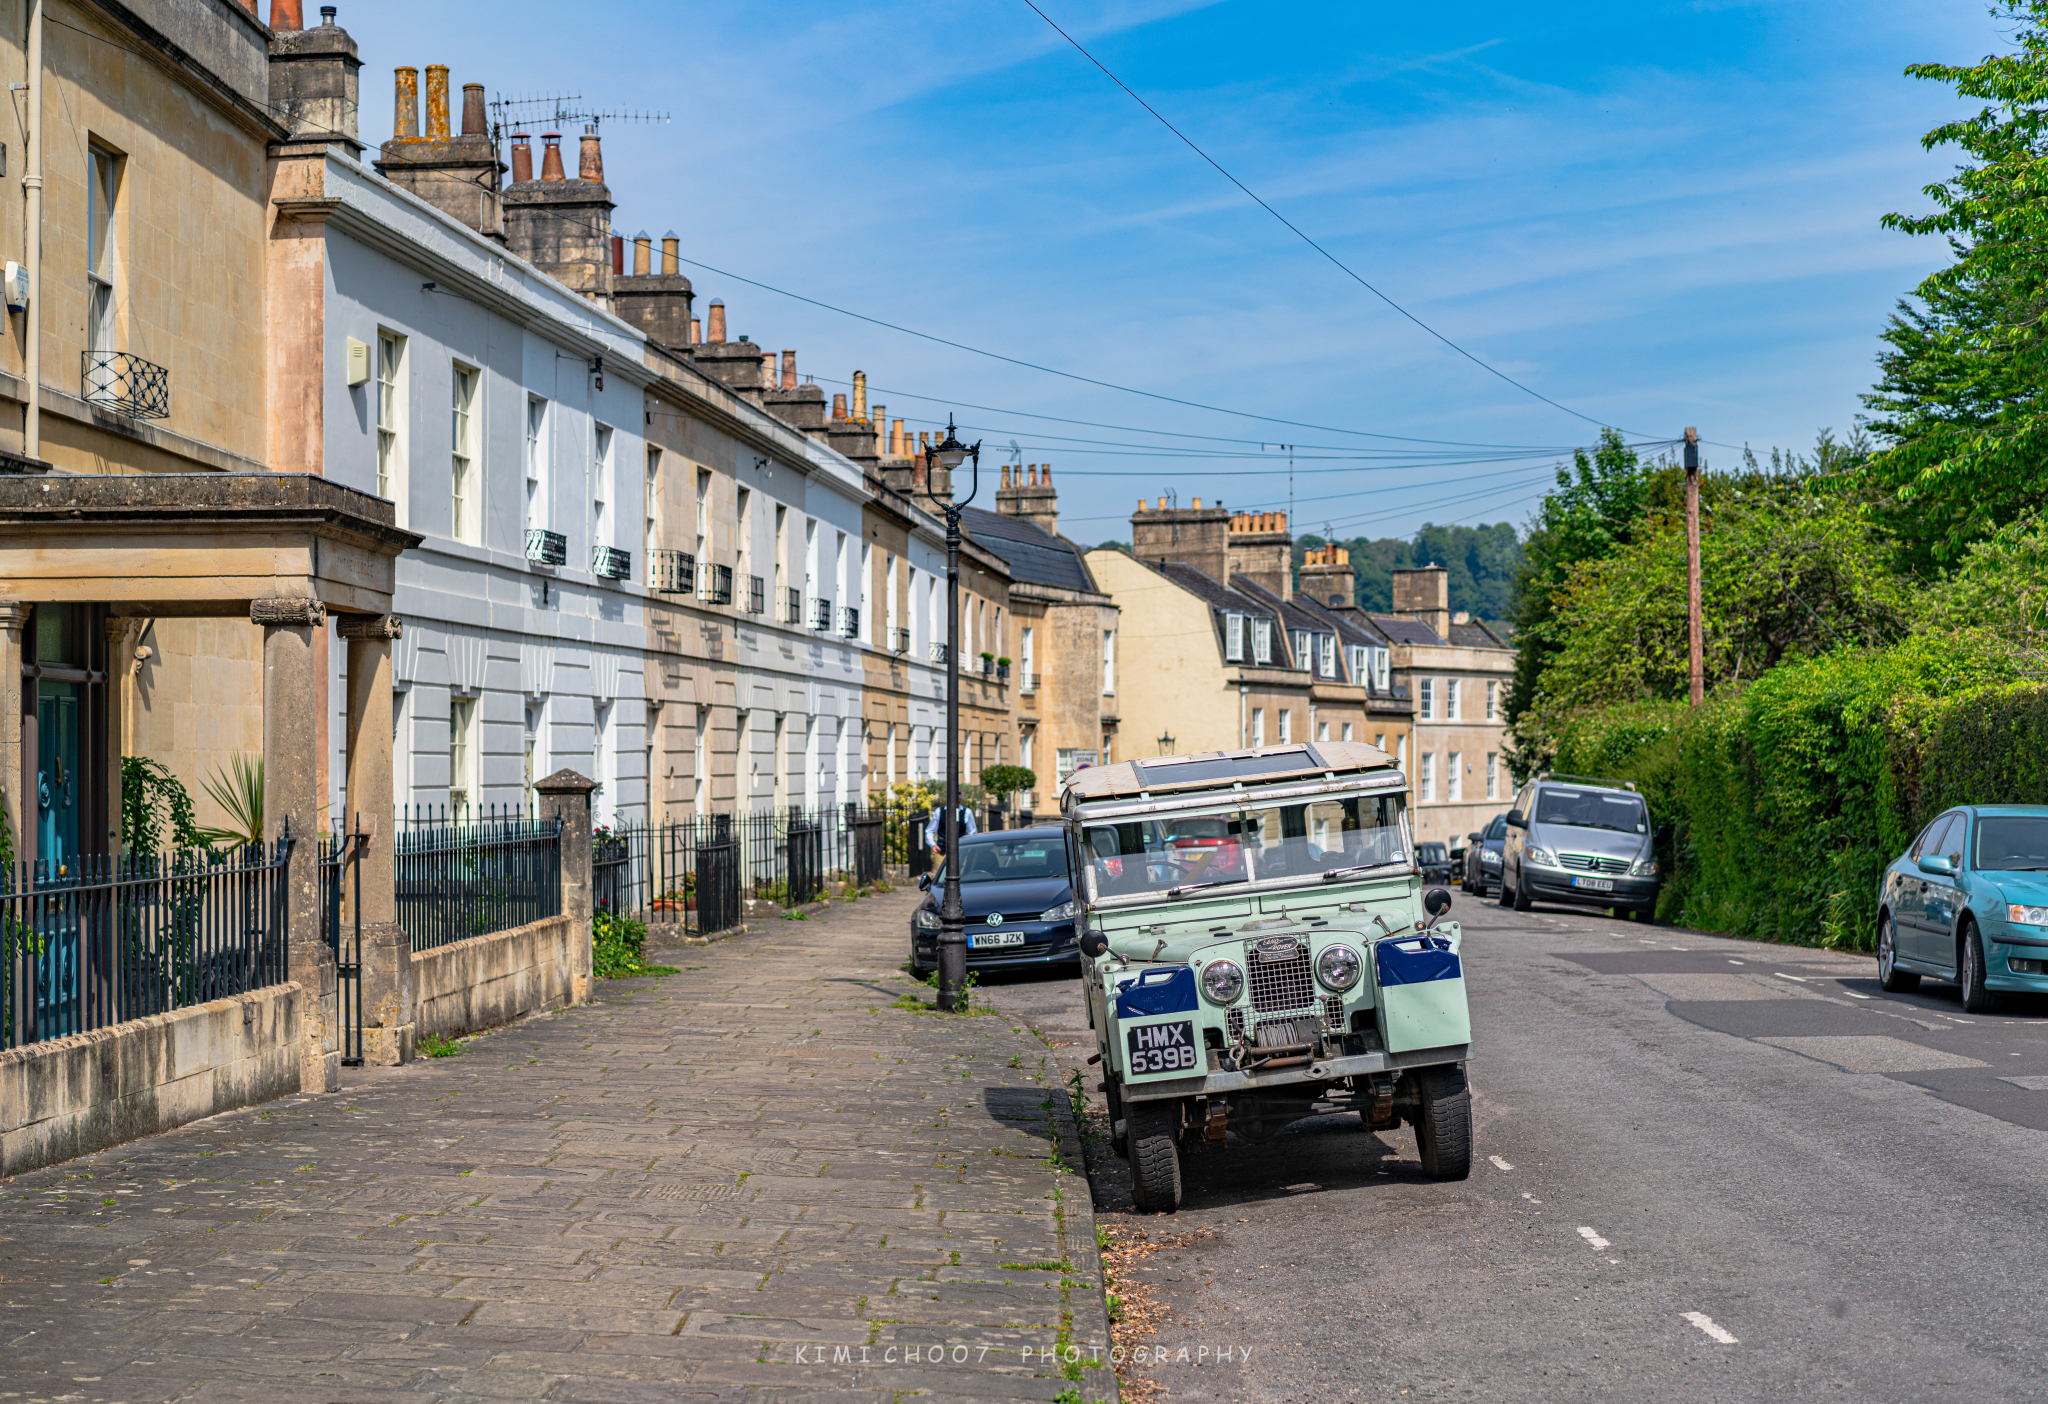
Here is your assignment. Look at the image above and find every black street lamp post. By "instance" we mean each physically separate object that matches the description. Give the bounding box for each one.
[923,417,981,1012]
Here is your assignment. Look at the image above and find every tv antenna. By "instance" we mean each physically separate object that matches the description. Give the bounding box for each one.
[1006,440,1023,466]
[488,92,672,162]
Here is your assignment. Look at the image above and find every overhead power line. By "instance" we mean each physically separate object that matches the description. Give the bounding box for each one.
[1019,0,1641,436]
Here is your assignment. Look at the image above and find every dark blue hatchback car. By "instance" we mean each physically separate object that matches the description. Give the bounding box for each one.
[910,827,1080,976]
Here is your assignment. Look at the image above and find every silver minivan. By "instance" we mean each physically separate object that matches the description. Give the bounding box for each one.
[1499,773,1664,921]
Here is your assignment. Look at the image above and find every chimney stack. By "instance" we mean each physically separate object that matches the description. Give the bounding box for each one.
[997,458,1062,535]
[1391,566,1452,641]
[1225,508,1293,599]
[424,64,449,138]
[579,125,603,182]
[1131,495,1233,582]
[780,350,796,389]
[633,231,651,276]
[271,0,303,28]
[393,66,419,138]
[661,232,679,274]
[1299,545,1357,611]
[461,81,486,135]
[539,132,565,181]
[502,119,616,302]
[267,4,361,152]
[509,131,532,181]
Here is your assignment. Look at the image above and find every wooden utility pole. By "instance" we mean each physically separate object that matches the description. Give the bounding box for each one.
[1684,427,1703,706]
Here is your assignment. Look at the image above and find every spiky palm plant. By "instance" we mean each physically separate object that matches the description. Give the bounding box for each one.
[195,754,264,849]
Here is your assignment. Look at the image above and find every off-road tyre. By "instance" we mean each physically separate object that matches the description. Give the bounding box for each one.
[1126,1102,1183,1213]
[1877,914,1920,993]
[1412,1065,1473,1181]
[1959,920,1999,1013]
[1106,1078,1128,1159]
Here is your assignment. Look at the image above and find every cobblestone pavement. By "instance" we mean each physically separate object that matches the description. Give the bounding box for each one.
[0,889,1117,1404]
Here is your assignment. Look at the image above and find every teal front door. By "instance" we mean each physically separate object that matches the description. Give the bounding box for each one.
[34,682,82,1036]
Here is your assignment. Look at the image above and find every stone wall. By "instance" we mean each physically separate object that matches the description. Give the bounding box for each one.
[0,983,304,1176]
[412,914,578,1039]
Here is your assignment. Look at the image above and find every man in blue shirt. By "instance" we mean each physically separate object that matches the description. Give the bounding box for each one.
[924,803,978,860]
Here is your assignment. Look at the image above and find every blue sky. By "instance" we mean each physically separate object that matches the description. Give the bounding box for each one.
[340,0,1994,544]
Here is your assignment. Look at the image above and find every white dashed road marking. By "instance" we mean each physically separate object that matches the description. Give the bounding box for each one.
[1844,991,1872,999]
[1682,1311,1739,1344]
[1577,1226,1611,1250]
[1773,972,1806,983]
[1489,1155,1514,1171]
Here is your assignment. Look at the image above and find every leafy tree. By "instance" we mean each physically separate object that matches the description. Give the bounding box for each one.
[1861,0,2048,567]
[979,764,1037,802]
[1293,524,1521,617]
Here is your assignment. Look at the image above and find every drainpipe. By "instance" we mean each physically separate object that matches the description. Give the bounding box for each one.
[23,0,41,456]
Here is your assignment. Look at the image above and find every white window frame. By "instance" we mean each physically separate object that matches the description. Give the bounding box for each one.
[86,147,118,356]
[1020,624,1035,688]
[1341,722,1354,742]
[1225,613,1245,663]
[1420,752,1436,803]
[1102,629,1116,695]
[1251,707,1266,747]
[1486,752,1499,800]
[1374,648,1391,692]
[1446,678,1461,722]
[1278,708,1292,744]
[1419,678,1435,721]
[379,331,409,522]
[448,694,477,814]
[645,447,661,567]
[451,361,479,543]
[1252,617,1273,665]
[593,423,615,553]
[524,395,548,533]
[1292,629,1311,669]
[1448,750,1463,802]
[1486,680,1500,722]
[1318,633,1336,679]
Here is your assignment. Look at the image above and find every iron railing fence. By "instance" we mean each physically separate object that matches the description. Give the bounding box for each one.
[525,528,568,565]
[83,350,171,419]
[394,806,562,953]
[595,806,891,930]
[318,818,366,1066]
[1,836,292,1052]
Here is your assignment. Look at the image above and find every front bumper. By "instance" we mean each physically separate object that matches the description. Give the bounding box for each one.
[1989,929,2048,988]
[1119,1042,1471,1103]
[1522,868,1658,907]
[913,922,1080,969]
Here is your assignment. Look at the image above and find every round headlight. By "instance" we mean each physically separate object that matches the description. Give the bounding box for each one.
[1316,944,1362,991]
[1200,959,1244,1004]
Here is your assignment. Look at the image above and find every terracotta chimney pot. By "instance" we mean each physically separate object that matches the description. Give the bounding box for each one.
[1001,466,1011,489]
[892,419,905,455]
[271,0,303,29]
[689,316,702,344]
[661,232,679,275]
[424,65,450,139]
[610,236,623,275]
[1139,498,1148,511]
[1192,496,1203,509]
[706,300,725,343]
[872,405,886,452]
[579,124,603,182]
[1044,465,1053,484]
[462,82,487,136]
[509,131,532,182]
[633,230,652,276]
[539,133,565,181]
[779,350,796,389]
[394,67,420,140]
[852,370,867,422]
[832,394,847,420]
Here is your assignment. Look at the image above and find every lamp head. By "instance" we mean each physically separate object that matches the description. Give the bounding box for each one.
[930,417,971,473]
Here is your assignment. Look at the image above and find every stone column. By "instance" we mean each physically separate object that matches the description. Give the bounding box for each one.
[341,613,408,1065]
[0,602,25,866]
[256,597,333,1093]
[535,768,596,1005]
[103,618,142,856]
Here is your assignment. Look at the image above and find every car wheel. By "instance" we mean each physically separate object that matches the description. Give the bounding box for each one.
[1877,914,1919,993]
[1412,1065,1472,1181]
[1959,920,1999,1013]
[1105,1078,1128,1158]
[1512,875,1532,912]
[1497,873,1514,908]
[1631,903,1656,924]
[1126,1102,1182,1213]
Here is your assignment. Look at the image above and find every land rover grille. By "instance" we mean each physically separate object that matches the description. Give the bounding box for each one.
[1247,937,1315,1014]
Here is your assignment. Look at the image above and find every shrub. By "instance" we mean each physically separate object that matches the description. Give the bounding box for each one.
[594,908,675,978]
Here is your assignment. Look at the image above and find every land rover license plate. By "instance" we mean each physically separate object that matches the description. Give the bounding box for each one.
[970,932,1025,949]
[1571,876,1616,892]
[1126,1020,1198,1075]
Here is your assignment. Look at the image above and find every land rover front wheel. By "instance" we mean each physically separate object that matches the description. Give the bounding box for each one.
[1126,1102,1183,1213]
[1412,1066,1473,1181]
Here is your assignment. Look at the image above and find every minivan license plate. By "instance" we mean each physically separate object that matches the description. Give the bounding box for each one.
[1572,876,1616,892]
[970,932,1025,949]
[1126,1020,1198,1075]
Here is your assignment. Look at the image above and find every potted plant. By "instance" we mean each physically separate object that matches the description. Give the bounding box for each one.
[995,655,1012,681]
[979,650,995,675]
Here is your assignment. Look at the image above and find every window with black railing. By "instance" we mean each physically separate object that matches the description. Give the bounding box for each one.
[525,528,567,566]
[1,839,292,1051]
[747,575,766,614]
[892,627,910,654]
[702,563,734,605]
[810,597,833,631]
[838,605,860,639]
[783,586,803,624]
[649,548,695,594]
[929,641,950,664]
[592,545,633,580]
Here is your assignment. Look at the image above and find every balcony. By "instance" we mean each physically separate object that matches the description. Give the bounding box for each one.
[83,350,170,420]
[701,563,734,605]
[929,642,950,664]
[892,628,910,655]
[524,528,568,566]
[1019,672,1040,693]
[782,587,803,624]
[649,548,695,594]
[837,605,860,639]
[591,545,632,580]
[809,597,833,631]
[746,575,766,614]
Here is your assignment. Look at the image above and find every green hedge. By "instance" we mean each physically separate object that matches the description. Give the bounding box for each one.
[1546,634,2023,949]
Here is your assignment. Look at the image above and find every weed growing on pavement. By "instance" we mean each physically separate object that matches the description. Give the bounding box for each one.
[418,1032,464,1057]
[595,909,679,977]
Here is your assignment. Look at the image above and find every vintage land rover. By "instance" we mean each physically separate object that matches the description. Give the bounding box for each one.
[1066,742,1472,1212]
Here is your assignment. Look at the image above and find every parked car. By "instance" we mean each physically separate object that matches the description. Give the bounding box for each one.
[911,827,1080,976]
[1463,813,1508,896]
[1416,842,1455,885]
[1877,804,2048,1011]
[1499,773,1664,921]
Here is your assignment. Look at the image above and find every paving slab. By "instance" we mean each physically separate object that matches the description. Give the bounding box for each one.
[0,888,1116,1404]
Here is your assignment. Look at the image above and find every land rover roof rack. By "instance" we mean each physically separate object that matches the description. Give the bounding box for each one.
[1535,772,1637,792]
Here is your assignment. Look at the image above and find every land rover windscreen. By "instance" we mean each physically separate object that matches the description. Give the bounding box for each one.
[1078,791,1408,905]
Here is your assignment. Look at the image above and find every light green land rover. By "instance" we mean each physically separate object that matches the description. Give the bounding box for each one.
[1065,742,1472,1212]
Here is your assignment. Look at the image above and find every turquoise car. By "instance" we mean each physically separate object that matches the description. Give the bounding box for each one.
[1877,805,2048,1011]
